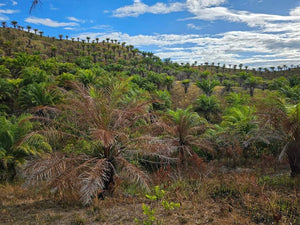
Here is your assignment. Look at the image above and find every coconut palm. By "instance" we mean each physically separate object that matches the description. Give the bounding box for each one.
[24,80,157,205]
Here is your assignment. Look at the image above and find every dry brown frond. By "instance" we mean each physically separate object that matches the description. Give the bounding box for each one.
[79,159,111,205]
[90,128,115,148]
[115,157,150,191]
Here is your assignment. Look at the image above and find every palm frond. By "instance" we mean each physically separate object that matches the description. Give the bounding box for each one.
[79,158,111,205]
[116,157,150,191]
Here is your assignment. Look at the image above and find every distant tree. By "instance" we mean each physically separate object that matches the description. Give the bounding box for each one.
[33,28,38,35]
[65,35,69,40]
[11,20,17,28]
[26,25,31,33]
[39,31,43,37]
[86,36,90,43]
[181,79,191,94]
[95,37,99,43]
[244,76,262,97]
[58,34,63,41]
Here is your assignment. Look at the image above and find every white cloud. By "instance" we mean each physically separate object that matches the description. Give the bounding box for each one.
[73,28,300,68]
[67,16,80,22]
[11,1,17,6]
[187,23,202,30]
[25,17,79,27]
[0,4,18,21]
[112,0,185,17]
[186,0,226,10]
[0,9,18,14]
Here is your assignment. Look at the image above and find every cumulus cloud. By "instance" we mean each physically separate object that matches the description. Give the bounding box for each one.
[73,28,300,68]
[187,23,202,30]
[0,4,18,21]
[25,17,79,27]
[11,1,17,6]
[112,0,185,17]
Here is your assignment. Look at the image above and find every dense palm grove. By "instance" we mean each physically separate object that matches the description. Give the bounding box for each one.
[0,25,299,224]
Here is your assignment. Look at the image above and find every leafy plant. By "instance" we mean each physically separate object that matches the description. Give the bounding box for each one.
[24,80,160,205]
[0,114,51,181]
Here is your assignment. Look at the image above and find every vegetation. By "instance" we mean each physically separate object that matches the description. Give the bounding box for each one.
[0,26,299,224]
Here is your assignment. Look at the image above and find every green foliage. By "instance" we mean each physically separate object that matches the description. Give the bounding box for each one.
[279,85,300,102]
[20,66,50,86]
[194,94,221,121]
[75,56,93,69]
[225,92,248,106]
[76,69,98,86]
[222,79,235,92]
[18,82,59,108]
[221,105,257,134]
[269,77,289,90]
[56,72,76,87]
[152,90,172,111]
[135,186,180,225]
[195,79,219,96]
[0,65,11,78]
[0,114,51,181]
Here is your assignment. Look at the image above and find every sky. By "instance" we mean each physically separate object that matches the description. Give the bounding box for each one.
[1,0,300,68]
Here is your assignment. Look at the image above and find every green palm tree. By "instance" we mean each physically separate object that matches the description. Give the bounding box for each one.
[194,94,221,121]
[195,79,219,96]
[181,79,191,94]
[167,107,209,166]
[0,114,51,181]
[244,76,262,97]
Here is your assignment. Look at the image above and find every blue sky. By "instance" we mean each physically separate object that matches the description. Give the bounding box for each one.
[1,0,300,68]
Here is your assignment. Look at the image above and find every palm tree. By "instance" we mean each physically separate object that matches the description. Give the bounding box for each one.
[195,79,219,96]
[244,76,262,97]
[26,25,31,33]
[39,31,43,37]
[33,28,38,35]
[181,79,191,94]
[95,38,99,43]
[58,34,63,40]
[194,94,221,122]
[1,21,6,28]
[86,36,90,43]
[24,80,156,205]
[166,107,210,166]
[0,114,51,181]
[11,20,17,28]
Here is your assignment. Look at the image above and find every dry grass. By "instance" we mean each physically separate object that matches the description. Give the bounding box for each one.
[1,162,299,225]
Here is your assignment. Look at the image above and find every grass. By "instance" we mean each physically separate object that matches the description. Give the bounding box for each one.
[0,161,298,225]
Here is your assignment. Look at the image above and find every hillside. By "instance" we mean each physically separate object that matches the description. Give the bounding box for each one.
[0,26,299,225]
[1,27,299,79]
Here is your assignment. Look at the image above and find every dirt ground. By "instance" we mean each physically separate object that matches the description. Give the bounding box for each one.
[1,161,299,225]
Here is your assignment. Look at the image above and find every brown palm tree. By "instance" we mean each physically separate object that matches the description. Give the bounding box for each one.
[24,80,158,205]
